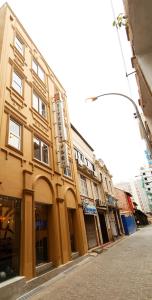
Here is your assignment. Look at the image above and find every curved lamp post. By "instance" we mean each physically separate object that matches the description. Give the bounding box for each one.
[86,92,152,157]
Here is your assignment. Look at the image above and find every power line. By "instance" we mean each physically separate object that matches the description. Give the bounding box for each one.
[110,0,133,98]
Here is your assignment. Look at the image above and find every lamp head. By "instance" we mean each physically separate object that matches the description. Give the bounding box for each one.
[85,96,98,102]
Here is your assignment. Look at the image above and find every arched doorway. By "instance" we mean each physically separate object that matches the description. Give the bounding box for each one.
[34,177,53,266]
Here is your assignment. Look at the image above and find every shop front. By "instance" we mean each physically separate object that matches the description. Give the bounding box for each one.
[0,195,21,283]
[107,195,122,239]
[97,207,109,244]
[82,199,98,249]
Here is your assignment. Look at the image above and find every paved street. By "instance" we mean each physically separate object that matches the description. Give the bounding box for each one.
[27,226,152,300]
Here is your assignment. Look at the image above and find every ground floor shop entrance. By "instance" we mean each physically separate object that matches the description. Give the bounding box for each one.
[35,204,49,265]
[84,215,97,249]
[68,209,77,253]
[0,195,21,283]
[98,212,109,244]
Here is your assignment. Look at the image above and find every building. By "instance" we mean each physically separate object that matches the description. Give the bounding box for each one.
[114,187,136,235]
[0,2,88,286]
[71,124,102,249]
[140,166,152,211]
[122,0,152,154]
[95,159,123,240]
[71,125,123,247]
[116,176,152,213]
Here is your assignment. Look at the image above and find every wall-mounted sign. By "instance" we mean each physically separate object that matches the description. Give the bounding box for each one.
[59,142,69,167]
[82,199,97,215]
[54,92,69,167]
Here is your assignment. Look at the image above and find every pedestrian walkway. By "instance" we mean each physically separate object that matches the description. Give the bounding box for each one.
[20,226,152,300]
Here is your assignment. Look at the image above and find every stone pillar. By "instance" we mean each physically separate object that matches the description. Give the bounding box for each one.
[76,204,88,255]
[20,171,35,279]
[48,202,62,267]
[56,184,71,264]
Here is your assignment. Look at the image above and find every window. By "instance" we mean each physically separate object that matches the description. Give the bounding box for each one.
[33,93,46,118]
[33,137,49,164]
[8,119,21,150]
[12,71,22,95]
[80,175,88,196]
[64,166,72,177]
[32,60,45,82]
[109,181,113,194]
[93,183,99,200]
[15,36,24,55]
[105,177,109,191]
[85,158,94,171]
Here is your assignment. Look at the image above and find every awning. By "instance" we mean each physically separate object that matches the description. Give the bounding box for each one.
[97,206,107,212]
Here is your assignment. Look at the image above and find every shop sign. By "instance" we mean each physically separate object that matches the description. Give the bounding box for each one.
[54,92,69,167]
[59,142,69,167]
[55,94,67,142]
[82,199,97,215]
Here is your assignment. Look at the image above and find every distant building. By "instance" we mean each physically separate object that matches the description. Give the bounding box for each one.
[116,179,151,213]
[114,187,136,235]
[140,167,152,211]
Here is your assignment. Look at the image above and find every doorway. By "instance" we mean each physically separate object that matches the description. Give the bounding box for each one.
[68,209,77,253]
[35,204,48,265]
[99,213,109,244]
[84,215,97,249]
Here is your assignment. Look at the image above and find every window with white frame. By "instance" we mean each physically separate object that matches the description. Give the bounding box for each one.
[33,93,46,118]
[12,71,22,95]
[80,175,88,196]
[8,118,21,150]
[32,60,45,82]
[15,36,24,55]
[64,166,72,177]
[85,158,94,171]
[93,183,99,200]
[33,137,49,164]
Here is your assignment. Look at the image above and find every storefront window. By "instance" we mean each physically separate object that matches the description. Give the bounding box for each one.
[0,196,21,283]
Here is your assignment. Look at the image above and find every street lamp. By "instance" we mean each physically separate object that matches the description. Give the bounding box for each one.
[86,92,152,157]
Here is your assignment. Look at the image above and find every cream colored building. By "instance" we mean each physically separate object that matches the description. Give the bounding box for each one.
[0,2,88,290]
[95,159,124,240]
[71,125,123,246]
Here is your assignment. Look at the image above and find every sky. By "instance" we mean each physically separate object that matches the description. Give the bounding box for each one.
[0,0,147,182]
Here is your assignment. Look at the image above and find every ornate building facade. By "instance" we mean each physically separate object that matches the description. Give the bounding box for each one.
[0,3,87,284]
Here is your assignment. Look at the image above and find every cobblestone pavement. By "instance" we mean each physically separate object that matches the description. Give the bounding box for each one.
[28,226,152,300]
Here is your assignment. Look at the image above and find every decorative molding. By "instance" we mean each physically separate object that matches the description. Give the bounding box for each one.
[23,188,34,195]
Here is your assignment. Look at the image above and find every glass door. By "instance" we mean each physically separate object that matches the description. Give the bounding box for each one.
[35,204,48,265]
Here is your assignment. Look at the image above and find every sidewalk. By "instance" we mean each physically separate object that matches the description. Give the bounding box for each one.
[18,226,152,300]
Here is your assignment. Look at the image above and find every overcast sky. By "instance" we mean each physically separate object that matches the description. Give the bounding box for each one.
[0,0,147,182]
